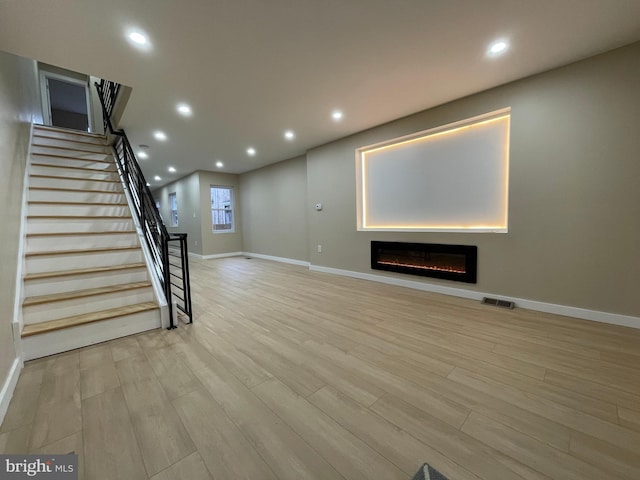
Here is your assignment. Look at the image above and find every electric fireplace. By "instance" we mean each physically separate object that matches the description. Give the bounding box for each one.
[371,241,477,283]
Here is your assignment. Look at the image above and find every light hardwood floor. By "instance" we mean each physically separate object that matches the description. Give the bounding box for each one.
[2,256,640,479]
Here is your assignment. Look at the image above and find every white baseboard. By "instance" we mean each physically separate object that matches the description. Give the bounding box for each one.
[188,251,309,267]
[242,252,310,267]
[189,251,243,260]
[0,357,22,427]
[309,264,640,330]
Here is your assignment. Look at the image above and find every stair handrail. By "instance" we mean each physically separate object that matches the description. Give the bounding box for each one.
[94,79,193,328]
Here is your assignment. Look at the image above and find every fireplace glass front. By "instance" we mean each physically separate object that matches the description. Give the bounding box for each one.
[371,241,477,283]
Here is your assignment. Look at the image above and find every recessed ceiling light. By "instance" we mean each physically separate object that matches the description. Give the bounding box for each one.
[168,166,176,173]
[176,103,192,116]
[332,110,344,121]
[487,40,508,56]
[284,130,295,140]
[146,182,151,187]
[126,30,152,51]
[215,161,224,168]
[153,131,167,141]
[138,151,149,159]
[247,147,256,156]
[154,175,161,181]
[128,31,148,45]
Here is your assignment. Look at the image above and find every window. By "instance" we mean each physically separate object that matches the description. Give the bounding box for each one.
[356,108,510,232]
[211,186,234,232]
[169,192,178,227]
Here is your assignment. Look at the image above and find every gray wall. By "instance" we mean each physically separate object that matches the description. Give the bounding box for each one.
[199,170,243,256]
[154,170,242,257]
[0,51,41,394]
[239,155,308,262]
[156,171,202,254]
[305,42,640,316]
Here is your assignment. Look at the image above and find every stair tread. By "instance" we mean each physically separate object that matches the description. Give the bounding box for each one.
[24,263,147,280]
[28,201,128,206]
[31,152,114,164]
[28,216,130,221]
[29,186,123,194]
[26,245,140,257]
[34,124,106,139]
[22,302,158,337]
[24,281,152,306]
[33,133,107,147]
[27,230,136,237]
[31,143,111,154]
[31,162,117,173]
[30,174,120,183]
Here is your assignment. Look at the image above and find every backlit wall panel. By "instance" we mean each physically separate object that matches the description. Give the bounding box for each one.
[356,109,510,232]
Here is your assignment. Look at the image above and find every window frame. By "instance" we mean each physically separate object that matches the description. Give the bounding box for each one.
[169,192,178,227]
[211,185,235,233]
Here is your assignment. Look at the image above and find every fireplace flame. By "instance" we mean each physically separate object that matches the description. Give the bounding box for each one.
[378,260,466,274]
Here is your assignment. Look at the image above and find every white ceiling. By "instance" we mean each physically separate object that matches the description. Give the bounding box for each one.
[1,0,640,187]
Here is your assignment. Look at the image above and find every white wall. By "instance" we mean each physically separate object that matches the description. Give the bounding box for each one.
[0,50,41,423]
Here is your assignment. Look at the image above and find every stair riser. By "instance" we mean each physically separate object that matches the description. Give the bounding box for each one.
[24,268,149,297]
[22,310,161,361]
[26,249,144,274]
[27,217,136,234]
[32,155,115,170]
[32,137,111,153]
[28,189,126,203]
[30,165,117,180]
[31,146,113,161]
[29,176,122,191]
[26,233,139,253]
[33,129,107,145]
[23,288,155,324]
[28,204,131,217]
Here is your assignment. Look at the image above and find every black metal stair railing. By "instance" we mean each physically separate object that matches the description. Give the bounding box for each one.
[94,79,193,327]
[168,234,192,322]
[99,80,120,132]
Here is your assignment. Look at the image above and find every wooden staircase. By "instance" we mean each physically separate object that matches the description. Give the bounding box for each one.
[20,124,162,360]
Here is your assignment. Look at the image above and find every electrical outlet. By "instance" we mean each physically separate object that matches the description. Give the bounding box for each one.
[195,240,198,246]
[317,244,322,253]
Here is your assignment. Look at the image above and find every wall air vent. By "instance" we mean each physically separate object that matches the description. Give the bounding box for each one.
[481,297,515,309]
